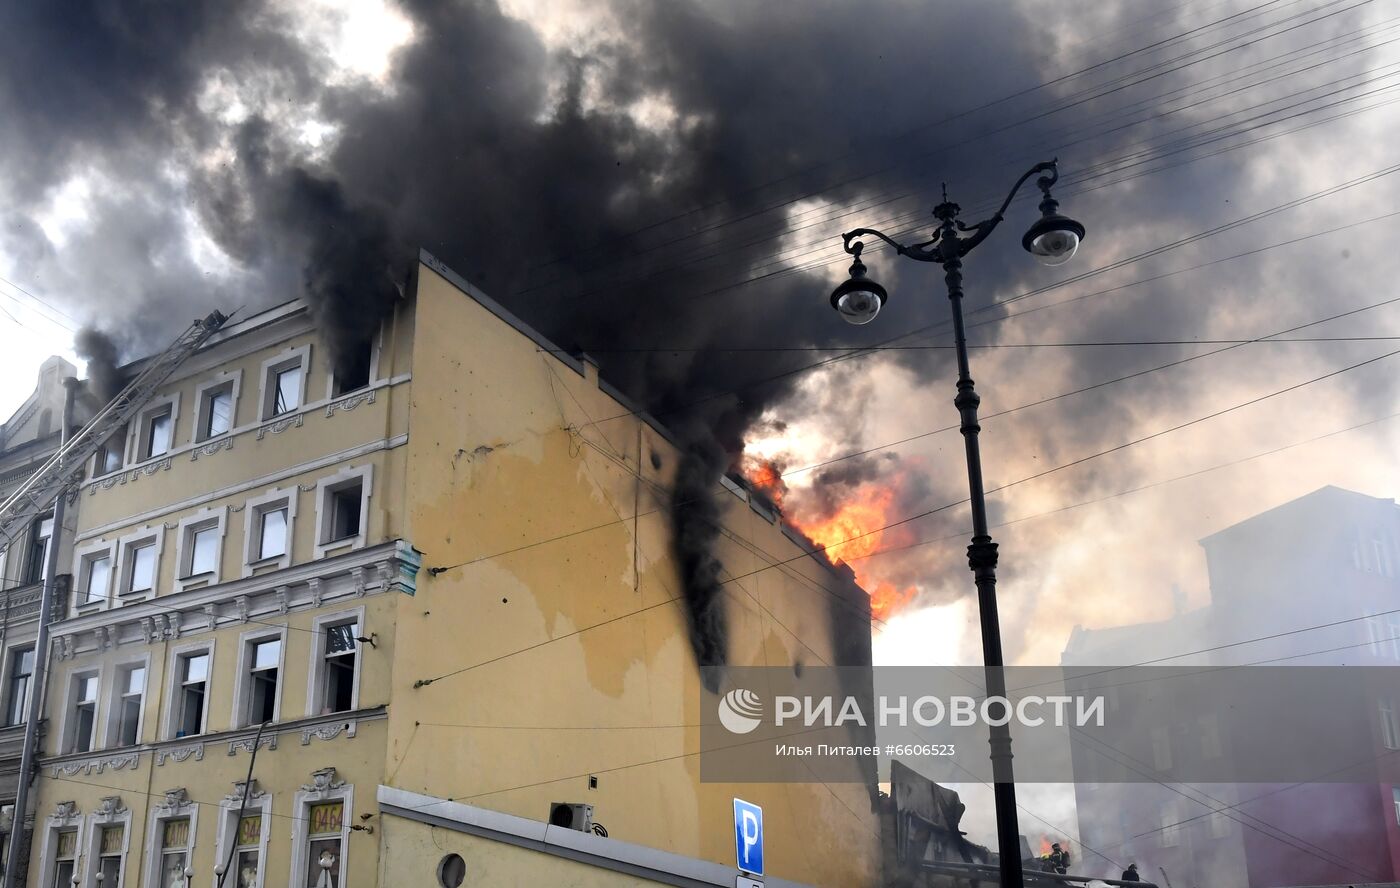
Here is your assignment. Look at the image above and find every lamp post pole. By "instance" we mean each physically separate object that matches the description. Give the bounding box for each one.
[828,161,1086,888]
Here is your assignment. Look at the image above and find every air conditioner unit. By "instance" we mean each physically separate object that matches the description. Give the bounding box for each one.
[548,802,593,832]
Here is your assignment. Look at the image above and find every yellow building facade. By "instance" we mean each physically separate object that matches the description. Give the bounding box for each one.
[24,253,880,887]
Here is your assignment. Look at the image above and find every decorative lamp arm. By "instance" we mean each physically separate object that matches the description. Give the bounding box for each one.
[841,227,942,263]
[956,159,1059,256]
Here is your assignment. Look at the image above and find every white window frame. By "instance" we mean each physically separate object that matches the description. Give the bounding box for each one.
[312,466,373,559]
[84,796,133,888]
[93,426,127,478]
[306,607,365,718]
[213,786,273,888]
[289,777,353,888]
[35,805,85,888]
[231,626,288,730]
[242,487,297,577]
[73,539,118,613]
[2,644,35,727]
[1382,698,1400,751]
[173,506,228,593]
[116,526,165,601]
[326,327,382,400]
[142,792,198,888]
[1159,801,1179,847]
[163,640,216,741]
[193,370,242,443]
[60,666,104,755]
[131,393,180,463]
[105,654,151,749]
[258,344,311,421]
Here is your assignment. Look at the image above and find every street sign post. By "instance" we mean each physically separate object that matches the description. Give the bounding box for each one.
[733,798,764,877]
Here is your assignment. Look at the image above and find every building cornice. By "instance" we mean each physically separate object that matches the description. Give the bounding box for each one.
[40,706,388,779]
[52,540,421,657]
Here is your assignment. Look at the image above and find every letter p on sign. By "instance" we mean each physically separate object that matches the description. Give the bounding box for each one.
[733,798,764,876]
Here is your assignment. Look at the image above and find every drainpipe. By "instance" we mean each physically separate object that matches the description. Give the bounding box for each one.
[4,376,78,887]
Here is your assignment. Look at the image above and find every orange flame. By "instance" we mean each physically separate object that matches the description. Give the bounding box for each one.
[743,457,787,507]
[780,481,919,620]
[1039,838,1053,856]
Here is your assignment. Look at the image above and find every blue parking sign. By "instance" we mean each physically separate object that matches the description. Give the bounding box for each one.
[733,798,764,876]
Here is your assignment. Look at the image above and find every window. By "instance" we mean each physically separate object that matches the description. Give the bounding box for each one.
[264,361,304,419]
[66,673,99,754]
[26,515,53,584]
[1394,786,1400,826]
[321,622,358,715]
[303,801,344,887]
[1375,532,1395,578]
[97,824,124,886]
[243,489,297,576]
[244,637,281,726]
[159,818,191,888]
[80,552,112,606]
[1368,616,1400,660]
[175,652,209,737]
[199,382,234,440]
[1159,803,1179,847]
[314,468,372,558]
[183,522,219,578]
[1382,698,1400,750]
[96,428,125,475]
[331,340,372,397]
[232,814,262,888]
[51,829,77,888]
[1208,810,1231,839]
[111,664,145,747]
[257,505,287,560]
[126,542,156,594]
[141,405,173,459]
[6,648,34,726]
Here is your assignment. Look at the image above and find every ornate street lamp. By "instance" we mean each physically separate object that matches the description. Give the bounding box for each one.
[830,160,1085,888]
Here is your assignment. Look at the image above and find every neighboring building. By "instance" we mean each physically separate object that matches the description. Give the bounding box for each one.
[0,356,79,885]
[1064,485,1400,887]
[22,252,880,888]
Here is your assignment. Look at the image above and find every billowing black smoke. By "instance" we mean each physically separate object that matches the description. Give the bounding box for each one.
[5,0,1375,679]
[74,328,124,404]
[669,431,730,692]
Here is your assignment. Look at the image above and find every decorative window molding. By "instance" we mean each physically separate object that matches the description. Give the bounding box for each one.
[289,769,352,888]
[142,789,198,888]
[115,525,166,602]
[131,392,182,464]
[83,795,132,888]
[193,369,242,443]
[312,465,373,560]
[214,779,273,888]
[325,326,382,400]
[162,639,216,741]
[72,538,118,613]
[105,654,152,749]
[58,666,103,756]
[230,625,288,730]
[257,343,312,421]
[35,800,85,888]
[173,506,229,593]
[242,487,298,577]
[306,606,365,718]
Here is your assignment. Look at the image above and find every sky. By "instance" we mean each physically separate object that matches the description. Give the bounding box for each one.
[2,0,1399,867]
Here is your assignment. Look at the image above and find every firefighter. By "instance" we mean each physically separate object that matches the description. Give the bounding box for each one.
[1047,842,1070,874]
[1121,863,1140,881]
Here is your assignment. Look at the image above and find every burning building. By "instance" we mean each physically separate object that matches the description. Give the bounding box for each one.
[15,254,880,887]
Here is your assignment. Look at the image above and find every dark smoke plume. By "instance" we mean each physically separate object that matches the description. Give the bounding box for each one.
[669,432,730,692]
[5,0,1394,680]
[74,328,124,404]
